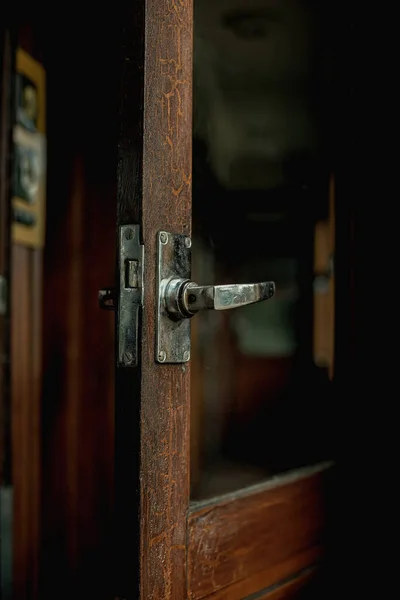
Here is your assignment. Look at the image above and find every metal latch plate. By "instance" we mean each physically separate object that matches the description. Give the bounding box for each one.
[118,225,144,367]
[156,231,191,364]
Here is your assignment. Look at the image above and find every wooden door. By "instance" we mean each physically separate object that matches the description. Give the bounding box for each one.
[114,1,346,599]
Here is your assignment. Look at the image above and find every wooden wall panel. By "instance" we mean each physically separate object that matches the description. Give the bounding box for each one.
[39,12,117,597]
[40,154,116,599]
[5,14,118,600]
[9,24,43,600]
[11,246,42,598]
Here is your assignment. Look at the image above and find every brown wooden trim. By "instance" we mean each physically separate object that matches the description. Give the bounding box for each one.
[0,25,15,486]
[313,175,335,378]
[198,548,322,600]
[243,568,318,600]
[29,249,42,595]
[188,464,333,600]
[11,247,30,590]
[116,1,193,598]
[11,245,42,599]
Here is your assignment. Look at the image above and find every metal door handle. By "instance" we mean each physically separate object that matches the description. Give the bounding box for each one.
[156,231,276,363]
[99,228,276,366]
[164,278,275,319]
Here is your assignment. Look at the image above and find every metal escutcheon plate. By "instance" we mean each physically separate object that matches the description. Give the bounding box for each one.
[156,231,191,364]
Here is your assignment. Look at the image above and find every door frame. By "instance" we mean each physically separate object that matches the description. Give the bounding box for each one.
[115,3,192,597]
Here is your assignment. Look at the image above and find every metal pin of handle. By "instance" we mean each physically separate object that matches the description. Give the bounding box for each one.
[164,278,275,320]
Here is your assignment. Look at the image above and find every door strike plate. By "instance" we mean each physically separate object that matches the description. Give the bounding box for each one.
[118,225,144,367]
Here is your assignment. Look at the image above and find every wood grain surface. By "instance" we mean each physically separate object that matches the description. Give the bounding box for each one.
[116,1,193,598]
[188,465,333,600]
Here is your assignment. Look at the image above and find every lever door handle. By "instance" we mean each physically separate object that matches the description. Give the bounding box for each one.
[163,278,275,319]
[99,229,277,365]
[156,231,276,362]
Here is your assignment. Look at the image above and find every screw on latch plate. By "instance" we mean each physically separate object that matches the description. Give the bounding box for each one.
[124,227,134,240]
[158,350,166,362]
[160,232,168,245]
[123,351,134,365]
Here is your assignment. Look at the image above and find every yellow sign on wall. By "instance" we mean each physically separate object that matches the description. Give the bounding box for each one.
[12,49,46,248]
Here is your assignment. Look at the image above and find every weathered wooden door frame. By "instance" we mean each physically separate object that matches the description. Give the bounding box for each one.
[115,2,192,598]
[115,2,342,599]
